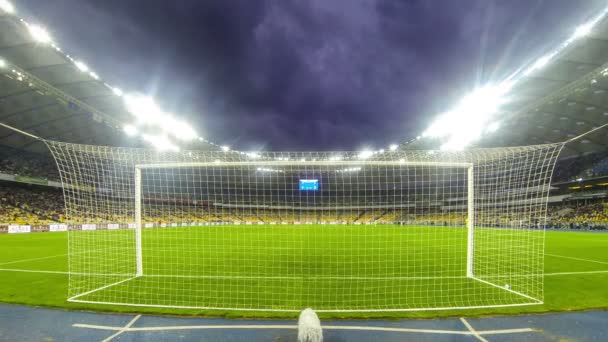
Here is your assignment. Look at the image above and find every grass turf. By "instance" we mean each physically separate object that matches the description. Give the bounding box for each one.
[0,226,607,319]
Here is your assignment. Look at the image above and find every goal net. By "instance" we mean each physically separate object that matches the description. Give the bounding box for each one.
[46,141,562,312]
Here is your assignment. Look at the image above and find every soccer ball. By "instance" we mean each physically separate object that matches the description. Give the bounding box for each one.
[505,284,510,290]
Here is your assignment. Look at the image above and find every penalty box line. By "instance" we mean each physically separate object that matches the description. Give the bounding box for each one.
[546,253,608,265]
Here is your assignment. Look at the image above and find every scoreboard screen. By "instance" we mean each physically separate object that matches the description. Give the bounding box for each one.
[299,179,319,191]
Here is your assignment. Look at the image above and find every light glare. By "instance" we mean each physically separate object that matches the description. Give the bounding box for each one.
[123,124,137,136]
[389,144,398,151]
[0,0,15,14]
[358,150,373,159]
[74,61,89,72]
[573,23,593,39]
[28,25,52,43]
[112,87,123,96]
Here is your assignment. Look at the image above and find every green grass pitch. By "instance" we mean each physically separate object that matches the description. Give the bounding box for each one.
[0,226,607,319]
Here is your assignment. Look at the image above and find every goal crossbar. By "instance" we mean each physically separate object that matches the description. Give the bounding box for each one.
[135,161,474,169]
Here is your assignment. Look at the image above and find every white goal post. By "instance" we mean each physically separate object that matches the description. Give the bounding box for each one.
[46,141,563,312]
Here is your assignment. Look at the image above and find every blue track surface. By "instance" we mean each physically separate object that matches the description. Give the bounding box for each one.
[0,303,606,341]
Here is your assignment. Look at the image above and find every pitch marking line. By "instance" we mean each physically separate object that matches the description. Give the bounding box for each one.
[100,314,141,342]
[73,321,535,337]
[460,318,488,342]
[0,253,67,266]
[546,253,608,265]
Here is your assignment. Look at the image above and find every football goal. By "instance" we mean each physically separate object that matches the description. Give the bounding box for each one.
[46,141,562,312]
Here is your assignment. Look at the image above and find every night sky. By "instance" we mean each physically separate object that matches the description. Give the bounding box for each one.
[17,0,606,151]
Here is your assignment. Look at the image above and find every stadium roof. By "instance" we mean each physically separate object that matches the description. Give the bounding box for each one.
[0,6,218,154]
[412,14,608,157]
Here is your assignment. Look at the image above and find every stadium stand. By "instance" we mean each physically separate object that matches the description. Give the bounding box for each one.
[1,176,606,230]
[0,147,59,181]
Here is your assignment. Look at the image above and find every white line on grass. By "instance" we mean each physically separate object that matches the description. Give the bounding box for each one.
[460,318,488,342]
[101,315,141,342]
[546,253,608,265]
[72,322,535,336]
[0,253,67,266]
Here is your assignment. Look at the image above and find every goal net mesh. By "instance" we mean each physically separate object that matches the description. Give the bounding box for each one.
[46,141,562,312]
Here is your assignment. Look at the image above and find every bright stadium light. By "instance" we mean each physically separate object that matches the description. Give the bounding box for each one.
[389,144,398,151]
[28,24,52,43]
[74,60,89,72]
[123,124,137,137]
[112,87,123,96]
[572,23,593,39]
[165,117,197,141]
[221,145,230,152]
[358,150,373,159]
[0,59,6,68]
[423,83,511,150]
[89,71,99,80]
[0,0,15,14]
[124,94,163,124]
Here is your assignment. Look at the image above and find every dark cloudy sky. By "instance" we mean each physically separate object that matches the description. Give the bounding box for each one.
[17,0,607,151]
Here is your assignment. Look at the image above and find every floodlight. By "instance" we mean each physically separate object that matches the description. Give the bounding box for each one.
[28,25,52,43]
[389,144,398,151]
[358,150,373,159]
[221,145,230,152]
[0,59,6,68]
[123,124,138,136]
[89,72,99,80]
[572,23,593,39]
[112,87,123,96]
[124,94,163,123]
[164,117,197,141]
[0,0,15,14]
[74,61,89,72]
